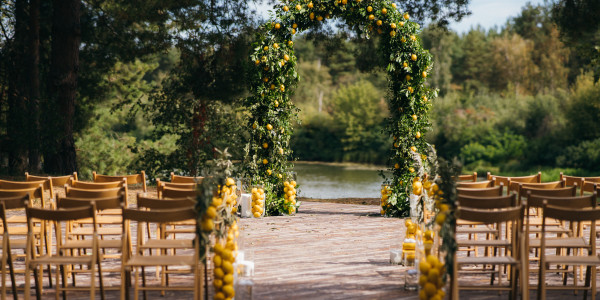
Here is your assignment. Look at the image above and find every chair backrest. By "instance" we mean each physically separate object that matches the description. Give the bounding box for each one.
[161,186,197,199]
[26,204,96,222]
[457,194,517,209]
[0,195,30,226]
[516,181,569,200]
[456,186,503,197]
[122,207,197,223]
[25,171,77,186]
[581,182,599,195]
[70,179,126,190]
[0,186,46,208]
[156,179,196,198]
[0,179,47,191]
[57,193,125,211]
[170,172,204,184]
[457,180,493,189]
[526,192,595,209]
[65,186,127,207]
[93,171,147,192]
[456,205,522,225]
[456,172,477,182]
[559,172,585,188]
[136,194,195,210]
[488,172,542,193]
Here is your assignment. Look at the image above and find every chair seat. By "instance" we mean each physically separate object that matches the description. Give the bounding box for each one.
[164,228,196,234]
[458,240,511,247]
[528,237,588,248]
[142,239,193,249]
[457,227,498,234]
[29,254,94,266]
[125,255,195,267]
[1,239,27,249]
[457,220,485,226]
[2,225,41,235]
[70,227,121,236]
[6,215,27,223]
[458,256,518,266]
[75,215,122,224]
[62,239,122,249]
[545,255,600,265]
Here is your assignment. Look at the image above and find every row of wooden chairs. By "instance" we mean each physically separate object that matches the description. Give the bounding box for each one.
[452,174,600,299]
[1,191,202,300]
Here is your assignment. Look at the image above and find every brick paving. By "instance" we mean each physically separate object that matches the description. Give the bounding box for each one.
[3,194,600,299]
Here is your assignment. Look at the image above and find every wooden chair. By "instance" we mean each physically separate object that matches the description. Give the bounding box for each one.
[451,204,527,300]
[93,171,147,193]
[488,172,542,194]
[161,187,197,199]
[525,191,594,286]
[24,203,104,300]
[65,186,127,238]
[170,173,203,184]
[457,180,493,189]
[511,180,565,197]
[457,172,477,182]
[456,186,503,197]
[581,181,600,196]
[56,193,129,289]
[538,198,600,299]
[69,179,126,190]
[0,194,29,300]
[0,182,48,208]
[25,172,77,200]
[156,180,196,198]
[121,207,202,300]
[456,193,516,260]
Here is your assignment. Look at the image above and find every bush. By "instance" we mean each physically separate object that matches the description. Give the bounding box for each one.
[556,138,600,171]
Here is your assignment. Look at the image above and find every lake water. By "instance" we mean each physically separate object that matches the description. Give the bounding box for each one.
[293,162,390,199]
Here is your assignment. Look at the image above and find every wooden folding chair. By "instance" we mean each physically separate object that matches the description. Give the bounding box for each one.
[456,194,517,263]
[457,186,503,197]
[457,180,493,189]
[0,194,29,300]
[525,191,594,287]
[25,172,78,201]
[93,171,147,193]
[155,180,196,198]
[457,172,477,182]
[538,198,600,299]
[451,204,527,300]
[170,173,203,184]
[24,203,104,300]
[56,193,129,290]
[121,207,202,300]
[488,172,542,194]
[161,187,197,199]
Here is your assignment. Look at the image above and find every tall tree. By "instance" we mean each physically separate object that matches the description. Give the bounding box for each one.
[27,0,41,172]
[6,0,28,175]
[44,0,81,174]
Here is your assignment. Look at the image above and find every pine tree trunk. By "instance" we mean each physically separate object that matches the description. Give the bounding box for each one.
[28,0,42,173]
[7,0,28,175]
[44,0,80,174]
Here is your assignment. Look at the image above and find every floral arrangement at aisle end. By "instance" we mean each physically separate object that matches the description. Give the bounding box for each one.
[243,0,437,217]
[196,149,240,300]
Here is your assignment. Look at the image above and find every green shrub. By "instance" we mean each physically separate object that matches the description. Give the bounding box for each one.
[556,138,600,171]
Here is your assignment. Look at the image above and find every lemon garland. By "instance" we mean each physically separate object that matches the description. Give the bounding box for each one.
[244,0,436,217]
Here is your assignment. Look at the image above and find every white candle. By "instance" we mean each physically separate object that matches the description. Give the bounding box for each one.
[240,194,252,218]
[390,249,403,265]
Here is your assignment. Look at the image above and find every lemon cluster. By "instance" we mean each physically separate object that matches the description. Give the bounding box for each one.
[213,226,238,300]
[418,254,445,300]
[283,180,297,214]
[380,185,392,215]
[251,187,265,218]
[402,219,417,264]
[201,193,222,232]
[425,182,448,226]
[223,178,238,213]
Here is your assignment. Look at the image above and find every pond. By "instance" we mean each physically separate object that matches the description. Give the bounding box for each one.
[293,162,390,199]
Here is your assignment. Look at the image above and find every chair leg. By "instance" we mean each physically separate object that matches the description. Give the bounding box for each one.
[90,262,95,300]
[34,266,41,300]
[141,266,147,300]
[7,249,18,300]
[134,268,139,300]
[25,264,31,300]
[97,258,105,300]
[60,265,66,300]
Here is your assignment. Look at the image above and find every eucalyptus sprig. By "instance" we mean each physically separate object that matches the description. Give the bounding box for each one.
[196,148,238,261]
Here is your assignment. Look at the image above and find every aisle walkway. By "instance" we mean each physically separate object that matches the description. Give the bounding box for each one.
[239,201,411,299]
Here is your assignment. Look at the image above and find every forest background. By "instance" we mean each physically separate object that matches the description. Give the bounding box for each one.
[0,0,599,181]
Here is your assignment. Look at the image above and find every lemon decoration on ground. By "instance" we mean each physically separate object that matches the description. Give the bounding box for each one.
[251,187,266,218]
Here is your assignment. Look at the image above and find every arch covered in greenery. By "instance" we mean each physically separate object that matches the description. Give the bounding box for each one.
[243,0,437,217]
